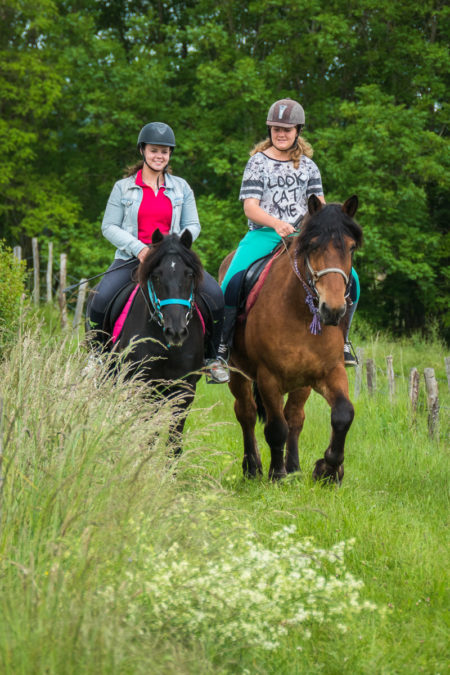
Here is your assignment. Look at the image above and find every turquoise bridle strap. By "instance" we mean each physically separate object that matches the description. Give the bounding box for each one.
[147,280,194,326]
[159,298,191,308]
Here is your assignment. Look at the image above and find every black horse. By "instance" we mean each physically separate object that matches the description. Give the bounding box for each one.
[87,229,205,454]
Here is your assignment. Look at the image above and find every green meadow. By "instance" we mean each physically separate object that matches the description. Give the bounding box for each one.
[0,325,448,674]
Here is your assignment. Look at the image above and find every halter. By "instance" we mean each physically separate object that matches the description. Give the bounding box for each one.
[145,279,195,328]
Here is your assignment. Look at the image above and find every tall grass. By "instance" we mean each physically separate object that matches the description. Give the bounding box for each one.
[0,325,448,674]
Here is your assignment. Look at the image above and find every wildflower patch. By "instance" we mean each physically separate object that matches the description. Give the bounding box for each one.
[101,524,378,653]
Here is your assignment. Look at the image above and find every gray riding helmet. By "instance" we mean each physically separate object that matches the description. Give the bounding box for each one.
[137,122,176,149]
[266,98,305,128]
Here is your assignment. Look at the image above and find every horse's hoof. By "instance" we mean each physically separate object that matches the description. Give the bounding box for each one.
[312,459,344,485]
[268,468,287,482]
[242,458,263,479]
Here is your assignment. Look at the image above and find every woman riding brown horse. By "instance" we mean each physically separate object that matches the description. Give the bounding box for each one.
[219,194,363,483]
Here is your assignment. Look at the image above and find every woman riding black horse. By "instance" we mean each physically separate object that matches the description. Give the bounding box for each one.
[88,121,229,383]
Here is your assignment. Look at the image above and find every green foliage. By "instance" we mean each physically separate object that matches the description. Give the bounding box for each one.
[313,84,450,335]
[0,241,26,348]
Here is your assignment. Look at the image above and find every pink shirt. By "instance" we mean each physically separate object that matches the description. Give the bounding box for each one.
[135,170,172,243]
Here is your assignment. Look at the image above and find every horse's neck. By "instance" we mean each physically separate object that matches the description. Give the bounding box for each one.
[273,249,307,297]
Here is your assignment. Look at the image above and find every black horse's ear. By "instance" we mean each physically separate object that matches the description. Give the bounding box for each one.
[308,194,322,215]
[152,229,164,245]
[180,229,193,249]
[342,195,358,218]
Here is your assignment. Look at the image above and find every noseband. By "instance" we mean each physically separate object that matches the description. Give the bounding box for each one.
[292,253,352,335]
[145,279,195,328]
[305,257,350,300]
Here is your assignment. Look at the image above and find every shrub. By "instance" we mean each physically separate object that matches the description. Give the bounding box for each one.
[0,241,26,349]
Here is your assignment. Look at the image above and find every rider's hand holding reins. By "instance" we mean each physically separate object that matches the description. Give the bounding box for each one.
[273,220,296,237]
[138,246,151,263]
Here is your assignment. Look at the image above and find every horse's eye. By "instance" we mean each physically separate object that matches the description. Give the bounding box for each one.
[152,275,160,284]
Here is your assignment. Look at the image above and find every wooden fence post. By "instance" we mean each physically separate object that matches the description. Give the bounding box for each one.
[46,241,53,303]
[72,279,88,332]
[13,246,22,262]
[409,367,420,420]
[354,347,364,399]
[366,358,376,395]
[0,397,3,524]
[32,237,40,306]
[58,253,68,329]
[445,356,450,393]
[423,368,439,439]
[386,355,395,400]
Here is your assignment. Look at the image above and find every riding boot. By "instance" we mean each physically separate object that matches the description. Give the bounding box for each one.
[217,305,238,360]
[343,300,358,367]
[205,305,237,384]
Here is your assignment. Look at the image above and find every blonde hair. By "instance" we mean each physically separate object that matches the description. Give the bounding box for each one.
[123,160,173,178]
[250,135,313,169]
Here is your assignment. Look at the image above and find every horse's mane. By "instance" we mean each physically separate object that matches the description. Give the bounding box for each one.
[137,234,204,288]
[296,203,363,258]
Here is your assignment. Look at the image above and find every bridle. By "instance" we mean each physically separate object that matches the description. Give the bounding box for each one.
[142,278,196,328]
[284,238,353,335]
[304,257,351,300]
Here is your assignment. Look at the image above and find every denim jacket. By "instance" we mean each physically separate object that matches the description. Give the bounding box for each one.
[101,172,201,260]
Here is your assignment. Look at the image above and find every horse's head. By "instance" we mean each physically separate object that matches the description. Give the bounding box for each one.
[138,229,203,347]
[297,195,363,326]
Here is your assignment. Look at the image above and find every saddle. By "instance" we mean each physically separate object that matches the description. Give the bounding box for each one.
[237,245,284,317]
[103,281,137,341]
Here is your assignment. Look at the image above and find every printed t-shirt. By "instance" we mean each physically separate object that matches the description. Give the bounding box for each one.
[239,152,323,229]
[135,169,172,242]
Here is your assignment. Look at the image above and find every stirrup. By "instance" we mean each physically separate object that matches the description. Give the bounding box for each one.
[205,357,230,384]
[344,341,358,367]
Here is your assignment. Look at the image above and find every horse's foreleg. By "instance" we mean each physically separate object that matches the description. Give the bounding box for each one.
[229,371,262,478]
[257,371,288,481]
[168,383,196,456]
[313,367,354,484]
[284,387,311,474]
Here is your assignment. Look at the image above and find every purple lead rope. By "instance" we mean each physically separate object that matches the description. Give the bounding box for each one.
[293,256,322,335]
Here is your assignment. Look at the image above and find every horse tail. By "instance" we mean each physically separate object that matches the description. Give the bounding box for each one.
[252,382,267,423]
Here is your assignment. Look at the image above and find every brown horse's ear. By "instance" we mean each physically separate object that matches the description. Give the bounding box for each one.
[342,195,358,218]
[152,228,164,245]
[308,194,322,215]
[180,229,193,249]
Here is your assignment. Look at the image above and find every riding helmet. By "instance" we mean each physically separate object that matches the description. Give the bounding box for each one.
[266,98,305,128]
[137,122,176,149]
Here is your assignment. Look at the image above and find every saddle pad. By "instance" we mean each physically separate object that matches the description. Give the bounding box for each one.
[245,248,283,315]
[111,284,140,344]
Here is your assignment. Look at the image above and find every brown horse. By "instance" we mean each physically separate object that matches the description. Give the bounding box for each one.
[219,195,363,483]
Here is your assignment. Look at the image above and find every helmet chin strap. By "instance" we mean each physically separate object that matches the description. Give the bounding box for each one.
[267,126,300,151]
[140,147,165,187]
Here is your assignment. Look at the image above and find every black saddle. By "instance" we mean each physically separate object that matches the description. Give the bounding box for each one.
[237,245,283,312]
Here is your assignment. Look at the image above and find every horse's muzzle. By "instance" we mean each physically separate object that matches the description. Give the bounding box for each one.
[319,302,347,326]
[163,325,189,347]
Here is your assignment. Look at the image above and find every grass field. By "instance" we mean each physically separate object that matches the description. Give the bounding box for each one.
[0,325,448,674]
